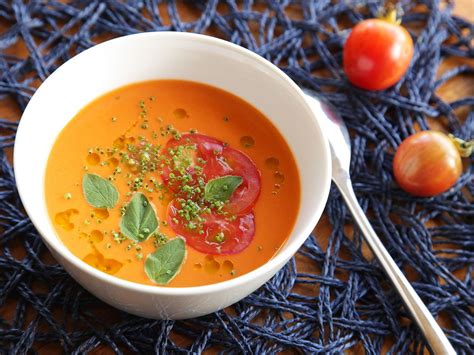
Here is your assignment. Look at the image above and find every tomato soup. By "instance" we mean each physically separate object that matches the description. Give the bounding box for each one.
[45,80,300,287]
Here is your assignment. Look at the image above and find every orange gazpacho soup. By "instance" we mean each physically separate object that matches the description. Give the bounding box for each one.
[45,80,300,287]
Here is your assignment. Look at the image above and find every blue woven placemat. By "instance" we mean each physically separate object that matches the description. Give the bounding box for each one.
[0,1,473,353]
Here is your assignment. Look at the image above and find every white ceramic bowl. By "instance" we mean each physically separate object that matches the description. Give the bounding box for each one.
[14,32,331,319]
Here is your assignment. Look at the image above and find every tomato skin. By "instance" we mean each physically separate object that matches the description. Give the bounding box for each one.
[162,133,261,214]
[163,134,261,254]
[167,200,255,255]
[393,131,462,197]
[205,145,261,214]
[161,133,223,192]
[343,19,414,90]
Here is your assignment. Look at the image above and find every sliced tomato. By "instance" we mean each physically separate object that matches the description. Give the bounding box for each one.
[161,133,261,214]
[206,145,261,214]
[167,199,255,255]
[160,133,222,192]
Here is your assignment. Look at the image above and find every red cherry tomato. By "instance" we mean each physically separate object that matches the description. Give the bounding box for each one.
[343,18,414,90]
[162,133,261,214]
[393,131,462,197]
[167,199,255,255]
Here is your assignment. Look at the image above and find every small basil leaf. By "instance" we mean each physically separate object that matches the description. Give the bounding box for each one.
[82,173,119,209]
[204,175,243,202]
[145,237,186,285]
[120,193,158,242]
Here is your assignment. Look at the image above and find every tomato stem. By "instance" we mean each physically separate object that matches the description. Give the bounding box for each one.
[448,134,474,158]
[378,3,402,25]
[382,9,399,24]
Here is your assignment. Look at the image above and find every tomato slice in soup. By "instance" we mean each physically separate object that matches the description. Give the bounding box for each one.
[167,199,255,255]
[162,133,261,214]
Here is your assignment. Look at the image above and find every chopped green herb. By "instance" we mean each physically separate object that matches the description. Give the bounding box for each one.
[215,232,225,243]
[112,231,126,244]
[153,232,169,248]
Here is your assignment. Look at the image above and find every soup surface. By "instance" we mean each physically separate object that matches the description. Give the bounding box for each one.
[45,80,300,287]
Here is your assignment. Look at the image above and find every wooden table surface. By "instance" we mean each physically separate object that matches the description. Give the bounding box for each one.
[0,1,472,354]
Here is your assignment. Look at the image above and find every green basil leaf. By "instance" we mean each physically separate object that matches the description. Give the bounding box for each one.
[120,193,158,242]
[145,237,186,285]
[82,173,119,209]
[204,175,243,202]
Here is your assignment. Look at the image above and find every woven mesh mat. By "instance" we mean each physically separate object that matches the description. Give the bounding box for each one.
[0,1,473,353]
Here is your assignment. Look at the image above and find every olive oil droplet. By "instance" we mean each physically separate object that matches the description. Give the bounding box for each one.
[93,208,109,219]
[274,171,285,184]
[265,157,279,169]
[204,255,220,274]
[240,136,255,148]
[173,108,188,119]
[54,209,79,231]
[108,158,119,168]
[113,136,125,149]
[83,248,122,275]
[86,153,100,166]
[222,260,234,274]
[90,230,104,243]
[194,263,202,270]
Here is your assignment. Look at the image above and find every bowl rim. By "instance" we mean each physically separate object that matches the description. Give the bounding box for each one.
[14,31,331,296]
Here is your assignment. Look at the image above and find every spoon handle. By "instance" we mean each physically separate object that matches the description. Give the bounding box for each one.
[333,174,456,355]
